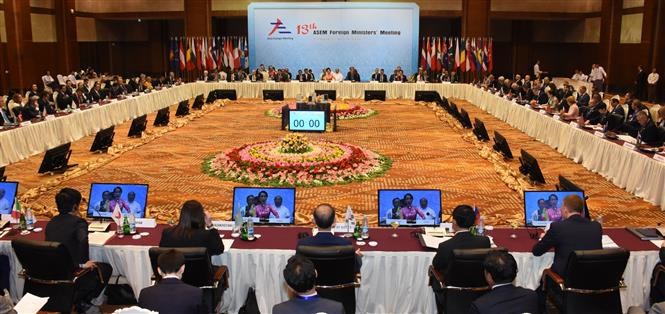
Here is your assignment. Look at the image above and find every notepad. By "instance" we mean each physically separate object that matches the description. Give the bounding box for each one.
[88,231,115,246]
[419,234,451,249]
[602,235,619,248]
[14,292,49,314]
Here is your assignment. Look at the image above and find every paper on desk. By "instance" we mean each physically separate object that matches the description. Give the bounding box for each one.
[617,135,637,144]
[421,234,451,249]
[602,235,619,249]
[14,292,48,314]
[651,240,664,248]
[222,239,234,253]
[89,232,114,246]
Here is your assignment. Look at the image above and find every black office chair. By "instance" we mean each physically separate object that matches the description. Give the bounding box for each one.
[650,262,665,305]
[12,239,98,312]
[429,248,504,314]
[542,248,629,314]
[148,247,228,313]
[296,245,360,314]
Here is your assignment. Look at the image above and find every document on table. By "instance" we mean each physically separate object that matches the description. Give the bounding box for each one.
[652,240,664,248]
[602,235,619,248]
[617,135,637,144]
[419,234,451,249]
[222,239,234,253]
[88,232,115,246]
[14,292,49,314]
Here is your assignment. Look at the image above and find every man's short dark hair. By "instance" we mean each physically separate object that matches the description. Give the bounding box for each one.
[55,188,82,214]
[596,102,607,110]
[313,203,335,229]
[483,250,517,284]
[283,255,316,293]
[452,205,476,228]
[158,249,185,274]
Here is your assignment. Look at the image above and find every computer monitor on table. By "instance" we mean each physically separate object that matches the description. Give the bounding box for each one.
[232,187,295,224]
[0,181,18,214]
[524,190,586,227]
[378,189,442,227]
[87,183,149,219]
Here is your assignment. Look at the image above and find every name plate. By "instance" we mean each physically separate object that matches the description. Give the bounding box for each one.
[623,142,636,150]
[524,104,531,108]
[45,115,56,121]
[440,223,453,233]
[594,131,605,138]
[369,80,378,84]
[72,109,82,113]
[20,121,32,127]
[90,103,100,108]
[654,154,665,163]
[266,80,276,83]
[539,110,547,115]
[333,222,356,233]
[135,218,156,228]
[212,220,235,231]
[393,81,402,84]
[568,121,578,128]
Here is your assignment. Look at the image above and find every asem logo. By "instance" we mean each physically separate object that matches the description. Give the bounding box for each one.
[269,18,291,36]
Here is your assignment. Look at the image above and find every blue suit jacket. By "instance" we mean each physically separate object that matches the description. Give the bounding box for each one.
[272,296,345,314]
[298,232,352,247]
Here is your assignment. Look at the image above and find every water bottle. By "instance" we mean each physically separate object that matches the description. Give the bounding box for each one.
[345,205,354,235]
[361,215,369,239]
[233,212,242,236]
[247,218,255,240]
[25,208,34,230]
[129,212,136,234]
[477,216,485,235]
[122,216,130,235]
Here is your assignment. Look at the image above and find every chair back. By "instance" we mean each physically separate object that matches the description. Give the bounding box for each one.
[296,245,356,286]
[12,239,78,312]
[148,247,213,288]
[564,248,629,290]
[297,245,357,314]
[12,239,76,281]
[442,248,501,314]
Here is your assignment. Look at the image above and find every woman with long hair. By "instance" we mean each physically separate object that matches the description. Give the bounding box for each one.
[159,200,224,256]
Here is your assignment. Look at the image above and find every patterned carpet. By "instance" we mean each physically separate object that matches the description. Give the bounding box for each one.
[7,98,664,227]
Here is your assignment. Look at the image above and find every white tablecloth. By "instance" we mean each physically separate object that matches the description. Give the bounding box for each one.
[0,240,657,313]
[0,84,195,166]
[448,85,665,211]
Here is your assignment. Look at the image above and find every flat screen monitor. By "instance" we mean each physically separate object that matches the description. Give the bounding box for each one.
[378,189,442,226]
[519,149,546,184]
[473,118,490,141]
[289,110,326,132]
[0,181,18,214]
[524,190,586,227]
[87,183,149,219]
[493,131,513,159]
[232,187,295,224]
[459,108,473,129]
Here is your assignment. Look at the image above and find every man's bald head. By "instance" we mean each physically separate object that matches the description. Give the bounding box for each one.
[313,203,336,229]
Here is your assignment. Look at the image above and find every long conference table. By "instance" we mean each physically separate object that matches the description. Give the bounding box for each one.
[0,223,658,313]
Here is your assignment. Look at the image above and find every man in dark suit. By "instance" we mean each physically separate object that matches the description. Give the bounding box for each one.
[55,86,72,110]
[45,188,113,313]
[431,204,491,313]
[272,255,345,314]
[584,102,608,125]
[532,194,602,310]
[635,110,664,146]
[38,91,55,115]
[635,65,647,99]
[470,250,538,314]
[297,204,362,272]
[576,86,590,108]
[139,249,205,314]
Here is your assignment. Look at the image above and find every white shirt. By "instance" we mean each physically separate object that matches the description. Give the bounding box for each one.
[42,75,54,86]
[572,73,587,81]
[128,201,142,216]
[333,72,343,82]
[218,72,227,80]
[648,73,659,85]
[492,283,512,290]
[0,198,10,213]
[418,207,437,220]
[533,64,541,76]
[590,66,607,81]
[271,205,291,219]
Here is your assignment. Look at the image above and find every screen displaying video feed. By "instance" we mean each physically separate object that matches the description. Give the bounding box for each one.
[524,190,586,227]
[87,183,149,219]
[233,187,295,224]
[378,189,441,226]
[0,182,18,214]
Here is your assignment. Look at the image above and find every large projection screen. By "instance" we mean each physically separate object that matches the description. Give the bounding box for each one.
[248,2,420,81]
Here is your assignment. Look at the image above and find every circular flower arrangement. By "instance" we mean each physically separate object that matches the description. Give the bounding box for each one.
[203,134,391,186]
[266,102,377,120]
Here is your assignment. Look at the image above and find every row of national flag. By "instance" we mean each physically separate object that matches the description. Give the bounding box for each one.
[168,36,248,73]
[420,37,493,74]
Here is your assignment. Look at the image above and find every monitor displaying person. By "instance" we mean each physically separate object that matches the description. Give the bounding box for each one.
[378,189,442,226]
[232,187,295,224]
[524,191,586,227]
[0,182,18,214]
[87,183,149,218]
